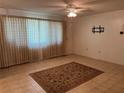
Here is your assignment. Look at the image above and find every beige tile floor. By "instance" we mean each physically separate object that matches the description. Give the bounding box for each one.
[0,55,124,93]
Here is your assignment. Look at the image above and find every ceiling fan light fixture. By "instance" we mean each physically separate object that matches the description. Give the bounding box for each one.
[67,11,77,17]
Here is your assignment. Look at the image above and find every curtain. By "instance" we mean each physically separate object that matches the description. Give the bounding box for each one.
[0,16,65,68]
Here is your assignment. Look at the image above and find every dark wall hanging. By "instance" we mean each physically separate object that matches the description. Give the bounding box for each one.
[92,25,104,33]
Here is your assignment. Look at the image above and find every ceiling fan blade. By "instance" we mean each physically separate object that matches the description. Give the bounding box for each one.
[75,6,86,9]
[62,0,76,4]
[38,5,65,8]
[62,0,71,4]
[75,8,93,14]
[84,0,110,5]
[76,9,87,12]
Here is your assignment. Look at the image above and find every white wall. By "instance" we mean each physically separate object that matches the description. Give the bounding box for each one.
[72,10,124,65]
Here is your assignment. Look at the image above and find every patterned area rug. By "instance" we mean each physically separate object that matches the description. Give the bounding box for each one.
[30,62,103,93]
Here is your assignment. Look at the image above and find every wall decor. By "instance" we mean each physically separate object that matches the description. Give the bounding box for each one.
[92,25,104,33]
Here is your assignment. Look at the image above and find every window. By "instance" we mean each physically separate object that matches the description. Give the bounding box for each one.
[4,17,63,49]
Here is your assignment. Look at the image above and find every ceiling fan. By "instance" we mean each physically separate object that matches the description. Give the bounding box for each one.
[65,4,85,18]
[61,0,89,17]
[39,0,90,18]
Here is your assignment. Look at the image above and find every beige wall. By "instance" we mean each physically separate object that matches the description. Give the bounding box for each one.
[72,10,124,65]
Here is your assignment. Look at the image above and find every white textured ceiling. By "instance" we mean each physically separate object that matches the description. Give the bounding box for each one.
[0,0,124,16]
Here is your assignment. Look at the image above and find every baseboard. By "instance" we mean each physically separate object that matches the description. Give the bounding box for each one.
[72,53,124,66]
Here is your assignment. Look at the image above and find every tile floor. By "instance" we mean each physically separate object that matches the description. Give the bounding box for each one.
[0,55,124,93]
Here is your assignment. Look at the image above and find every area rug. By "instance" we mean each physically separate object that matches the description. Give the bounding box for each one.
[30,62,103,93]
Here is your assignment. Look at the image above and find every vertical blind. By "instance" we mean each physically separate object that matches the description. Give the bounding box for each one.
[0,16,65,68]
